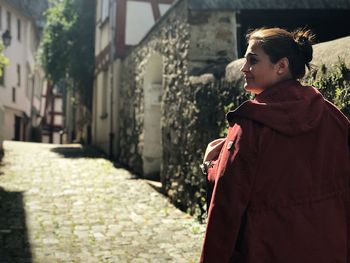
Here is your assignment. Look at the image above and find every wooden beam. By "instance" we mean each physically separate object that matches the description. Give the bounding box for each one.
[112,0,175,57]
[49,111,64,116]
[150,0,161,21]
[116,0,127,57]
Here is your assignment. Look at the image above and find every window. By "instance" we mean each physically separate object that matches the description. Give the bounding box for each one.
[35,76,42,98]
[101,0,109,22]
[6,11,11,31]
[12,87,16,102]
[17,19,21,41]
[26,71,31,99]
[0,68,4,86]
[17,64,21,86]
[100,70,108,118]
[0,6,2,30]
[96,0,101,22]
[26,65,31,97]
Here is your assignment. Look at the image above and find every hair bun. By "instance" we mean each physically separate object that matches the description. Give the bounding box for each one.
[297,36,308,46]
[293,28,315,65]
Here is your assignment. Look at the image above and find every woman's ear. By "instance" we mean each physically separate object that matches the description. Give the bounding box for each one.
[276,57,290,75]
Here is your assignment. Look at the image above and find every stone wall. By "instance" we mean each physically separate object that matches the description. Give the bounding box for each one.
[118,0,189,175]
[307,36,350,74]
[187,9,237,75]
[161,75,247,218]
[118,0,243,218]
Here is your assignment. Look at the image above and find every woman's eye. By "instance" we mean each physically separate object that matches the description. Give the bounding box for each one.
[249,57,258,64]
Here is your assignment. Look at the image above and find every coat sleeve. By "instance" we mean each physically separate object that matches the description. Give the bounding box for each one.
[204,139,226,209]
[348,122,350,152]
[200,120,259,263]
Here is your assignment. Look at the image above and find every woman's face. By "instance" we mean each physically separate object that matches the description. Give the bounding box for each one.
[240,40,284,94]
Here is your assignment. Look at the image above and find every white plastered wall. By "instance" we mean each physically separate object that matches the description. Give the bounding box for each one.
[0,2,41,142]
[93,69,110,154]
[125,2,172,46]
[142,53,163,177]
[0,106,4,150]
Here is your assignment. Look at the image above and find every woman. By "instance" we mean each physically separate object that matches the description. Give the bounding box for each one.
[200,27,350,262]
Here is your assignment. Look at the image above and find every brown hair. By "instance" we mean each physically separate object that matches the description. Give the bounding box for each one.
[246,27,316,79]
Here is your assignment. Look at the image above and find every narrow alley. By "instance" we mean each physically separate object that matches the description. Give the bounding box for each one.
[0,141,204,263]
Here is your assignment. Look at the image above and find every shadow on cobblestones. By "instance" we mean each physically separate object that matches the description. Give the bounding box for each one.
[50,145,106,159]
[146,180,165,195]
[0,187,32,263]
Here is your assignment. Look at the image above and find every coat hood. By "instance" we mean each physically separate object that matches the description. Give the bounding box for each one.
[227,80,325,136]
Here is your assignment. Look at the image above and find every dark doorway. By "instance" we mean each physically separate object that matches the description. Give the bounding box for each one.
[237,9,350,57]
[14,116,22,141]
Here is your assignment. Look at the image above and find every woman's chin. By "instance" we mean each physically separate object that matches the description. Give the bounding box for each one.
[244,83,255,92]
[244,83,262,94]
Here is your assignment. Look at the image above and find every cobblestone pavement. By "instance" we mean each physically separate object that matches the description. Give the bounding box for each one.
[0,141,205,263]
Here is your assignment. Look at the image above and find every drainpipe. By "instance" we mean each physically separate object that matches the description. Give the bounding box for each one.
[50,84,55,143]
[29,75,35,141]
[108,0,116,159]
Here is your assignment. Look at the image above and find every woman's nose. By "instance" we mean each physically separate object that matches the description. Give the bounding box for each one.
[240,62,248,73]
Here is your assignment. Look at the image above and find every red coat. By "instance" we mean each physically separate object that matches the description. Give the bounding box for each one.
[200,80,350,263]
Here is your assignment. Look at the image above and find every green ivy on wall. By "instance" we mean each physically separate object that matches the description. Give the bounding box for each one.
[305,60,350,118]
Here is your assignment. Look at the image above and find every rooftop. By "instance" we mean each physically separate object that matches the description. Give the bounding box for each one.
[188,0,350,10]
[3,0,48,30]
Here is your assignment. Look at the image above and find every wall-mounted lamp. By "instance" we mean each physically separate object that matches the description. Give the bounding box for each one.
[2,30,12,47]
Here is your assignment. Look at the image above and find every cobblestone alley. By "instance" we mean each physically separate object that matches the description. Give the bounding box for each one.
[0,141,205,263]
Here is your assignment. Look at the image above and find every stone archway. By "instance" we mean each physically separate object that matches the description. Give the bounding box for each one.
[143,53,163,179]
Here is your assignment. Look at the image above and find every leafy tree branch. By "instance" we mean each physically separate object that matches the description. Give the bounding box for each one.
[39,0,95,107]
